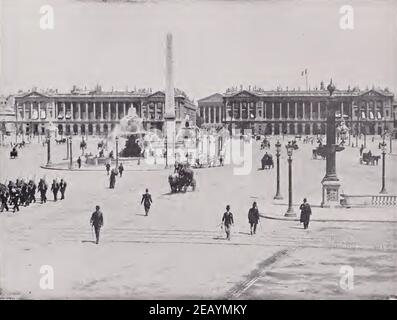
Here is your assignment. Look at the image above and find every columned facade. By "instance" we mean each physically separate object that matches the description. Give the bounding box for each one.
[14,88,197,136]
[219,88,394,136]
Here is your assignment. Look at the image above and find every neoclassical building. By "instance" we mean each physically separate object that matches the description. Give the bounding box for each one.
[13,86,197,136]
[198,85,395,136]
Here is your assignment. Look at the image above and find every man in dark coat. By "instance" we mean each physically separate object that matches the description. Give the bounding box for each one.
[10,188,20,212]
[59,179,67,200]
[299,198,312,229]
[51,179,59,201]
[222,205,234,240]
[0,190,9,212]
[77,156,82,169]
[28,180,36,204]
[38,179,48,204]
[248,202,260,235]
[105,163,111,175]
[141,188,153,216]
[360,144,364,156]
[90,205,104,244]
[118,163,124,178]
[109,168,117,189]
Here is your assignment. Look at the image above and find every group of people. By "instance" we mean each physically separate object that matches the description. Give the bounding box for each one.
[220,198,312,241]
[105,163,124,189]
[0,178,67,213]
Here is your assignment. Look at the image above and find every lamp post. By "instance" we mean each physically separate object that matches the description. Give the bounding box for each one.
[380,140,387,194]
[45,121,56,167]
[69,136,73,169]
[66,135,70,160]
[115,136,119,168]
[164,135,168,168]
[274,140,283,200]
[320,80,343,208]
[284,142,295,217]
[46,136,51,166]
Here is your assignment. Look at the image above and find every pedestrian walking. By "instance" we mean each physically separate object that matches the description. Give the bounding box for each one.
[118,163,124,178]
[11,188,20,212]
[90,205,104,244]
[360,144,364,156]
[51,179,59,202]
[222,205,234,240]
[77,156,82,169]
[59,179,67,200]
[0,190,9,212]
[38,179,48,204]
[109,168,117,189]
[28,180,36,204]
[141,188,153,216]
[105,163,111,175]
[248,202,260,235]
[299,198,312,229]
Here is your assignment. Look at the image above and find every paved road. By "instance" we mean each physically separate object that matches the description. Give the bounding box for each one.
[0,135,396,299]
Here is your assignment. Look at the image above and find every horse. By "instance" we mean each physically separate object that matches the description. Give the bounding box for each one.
[169,165,196,193]
[10,148,18,159]
[312,145,326,160]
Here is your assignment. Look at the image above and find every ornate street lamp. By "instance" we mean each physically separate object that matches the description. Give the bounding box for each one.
[115,136,119,168]
[320,80,344,207]
[45,121,57,167]
[273,140,283,200]
[284,142,295,217]
[69,136,73,169]
[380,140,387,194]
[66,135,70,160]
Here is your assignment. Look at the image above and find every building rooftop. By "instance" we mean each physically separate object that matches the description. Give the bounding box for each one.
[224,85,394,98]
[15,86,195,103]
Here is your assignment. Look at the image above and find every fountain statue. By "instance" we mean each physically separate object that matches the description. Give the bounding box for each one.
[116,107,146,157]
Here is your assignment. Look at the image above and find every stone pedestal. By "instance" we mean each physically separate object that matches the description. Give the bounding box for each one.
[321,180,341,208]
[165,119,176,166]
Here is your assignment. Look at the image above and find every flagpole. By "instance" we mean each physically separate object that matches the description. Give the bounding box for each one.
[305,70,308,91]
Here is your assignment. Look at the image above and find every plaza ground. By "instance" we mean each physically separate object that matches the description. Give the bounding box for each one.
[0,135,396,299]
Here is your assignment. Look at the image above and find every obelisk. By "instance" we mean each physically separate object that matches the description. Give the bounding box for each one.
[164,33,176,166]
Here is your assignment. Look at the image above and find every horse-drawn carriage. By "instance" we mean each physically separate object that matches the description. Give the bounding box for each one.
[312,145,326,160]
[360,152,380,165]
[261,153,274,169]
[10,148,18,159]
[260,138,270,150]
[55,138,66,144]
[168,164,196,193]
[287,140,299,150]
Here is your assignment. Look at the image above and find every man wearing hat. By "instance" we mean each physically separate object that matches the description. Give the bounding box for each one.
[248,202,260,235]
[299,198,312,229]
[222,205,234,240]
[141,188,153,216]
[90,205,104,244]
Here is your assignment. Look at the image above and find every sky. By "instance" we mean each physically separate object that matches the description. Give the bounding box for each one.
[0,0,396,101]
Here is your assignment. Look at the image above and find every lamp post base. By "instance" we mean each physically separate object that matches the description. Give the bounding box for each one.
[284,207,296,217]
[380,188,387,194]
[321,180,341,208]
[274,194,283,200]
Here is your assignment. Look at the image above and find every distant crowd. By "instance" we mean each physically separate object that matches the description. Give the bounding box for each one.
[0,178,67,213]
